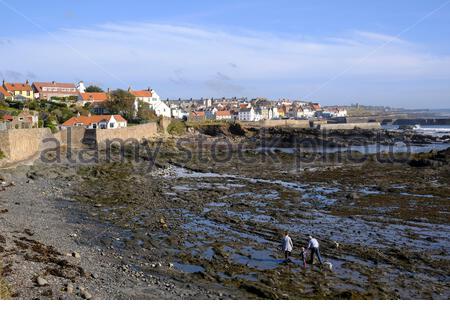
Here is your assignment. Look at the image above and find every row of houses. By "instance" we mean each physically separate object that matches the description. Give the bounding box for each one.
[0,80,171,118]
[167,96,347,122]
[0,80,79,101]
[172,102,347,122]
[1,79,347,125]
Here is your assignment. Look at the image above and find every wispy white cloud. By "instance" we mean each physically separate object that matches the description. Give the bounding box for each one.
[354,31,408,45]
[0,22,449,106]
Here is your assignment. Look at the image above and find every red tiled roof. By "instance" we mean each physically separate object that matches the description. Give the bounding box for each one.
[216,110,231,116]
[80,92,108,102]
[130,90,152,98]
[33,82,77,92]
[0,86,11,97]
[3,82,33,92]
[62,115,126,127]
[191,111,205,117]
[112,115,127,122]
[2,115,13,121]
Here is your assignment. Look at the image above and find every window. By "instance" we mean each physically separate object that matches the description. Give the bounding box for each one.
[110,123,114,128]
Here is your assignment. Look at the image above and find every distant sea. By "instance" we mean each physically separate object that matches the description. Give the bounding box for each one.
[382,124,450,137]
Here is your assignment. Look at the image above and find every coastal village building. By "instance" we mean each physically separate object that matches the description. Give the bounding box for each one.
[129,88,171,118]
[254,106,278,120]
[205,107,218,120]
[2,81,34,101]
[78,92,108,106]
[0,86,12,100]
[170,105,189,120]
[1,108,39,129]
[256,106,271,120]
[190,111,206,121]
[310,103,322,112]
[32,81,79,100]
[238,107,256,122]
[323,108,348,118]
[62,114,127,129]
[271,107,279,119]
[215,110,232,121]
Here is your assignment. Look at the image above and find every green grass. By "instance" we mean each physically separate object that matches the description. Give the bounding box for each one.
[167,119,187,135]
[0,105,18,113]
[0,262,10,299]
[0,149,5,160]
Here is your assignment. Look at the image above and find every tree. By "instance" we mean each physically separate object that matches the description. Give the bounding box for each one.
[104,89,136,120]
[137,101,158,122]
[85,85,104,93]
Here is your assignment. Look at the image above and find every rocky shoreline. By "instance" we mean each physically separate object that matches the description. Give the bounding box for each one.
[1,129,449,299]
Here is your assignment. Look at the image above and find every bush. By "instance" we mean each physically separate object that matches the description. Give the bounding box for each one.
[167,119,187,135]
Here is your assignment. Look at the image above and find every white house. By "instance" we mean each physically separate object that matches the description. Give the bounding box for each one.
[215,110,232,120]
[130,88,171,118]
[62,114,127,129]
[323,108,348,118]
[271,107,279,119]
[238,107,256,122]
[171,105,189,119]
[303,107,316,118]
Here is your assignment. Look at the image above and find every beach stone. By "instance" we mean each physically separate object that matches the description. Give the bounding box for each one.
[66,283,74,294]
[81,289,93,300]
[72,252,81,259]
[347,192,360,200]
[36,276,48,287]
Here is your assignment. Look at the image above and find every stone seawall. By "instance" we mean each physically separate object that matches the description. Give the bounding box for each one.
[54,127,87,148]
[240,119,312,128]
[0,123,158,165]
[0,128,53,163]
[319,122,381,130]
[95,123,158,145]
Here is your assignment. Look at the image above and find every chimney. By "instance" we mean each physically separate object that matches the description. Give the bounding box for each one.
[107,88,110,93]
[88,112,92,117]
[52,81,55,84]
[76,112,81,117]
[26,80,29,85]
[128,86,132,92]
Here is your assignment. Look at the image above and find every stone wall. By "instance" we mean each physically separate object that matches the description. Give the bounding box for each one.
[319,122,381,130]
[54,127,88,148]
[0,123,158,165]
[241,119,311,128]
[0,128,52,163]
[95,123,158,145]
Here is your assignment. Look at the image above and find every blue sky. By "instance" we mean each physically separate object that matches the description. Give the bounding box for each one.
[1,0,450,108]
